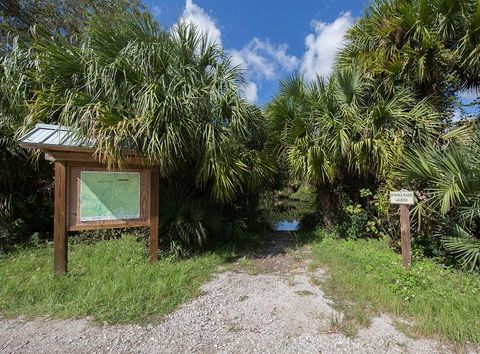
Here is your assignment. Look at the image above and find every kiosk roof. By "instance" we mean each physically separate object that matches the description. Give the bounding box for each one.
[19,123,93,152]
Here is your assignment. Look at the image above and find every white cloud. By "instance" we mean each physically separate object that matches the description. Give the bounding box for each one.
[459,88,479,102]
[300,12,354,81]
[180,0,222,45]
[228,38,299,102]
[173,2,357,101]
[252,39,299,72]
[152,5,162,17]
[177,1,299,103]
[228,38,299,81]
[243,82,258,102]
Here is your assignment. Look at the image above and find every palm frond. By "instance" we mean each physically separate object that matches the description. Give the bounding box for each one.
[443,223,480,270]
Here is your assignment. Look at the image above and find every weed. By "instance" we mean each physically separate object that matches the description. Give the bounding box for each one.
[295,290,314,296]
[329,314,341,333]
[308,273,322,286]
[311,236,480,345]
[238,295,249,302]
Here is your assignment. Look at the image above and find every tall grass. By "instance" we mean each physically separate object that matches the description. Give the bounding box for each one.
[311,234,480,345]
[0,235,224,323]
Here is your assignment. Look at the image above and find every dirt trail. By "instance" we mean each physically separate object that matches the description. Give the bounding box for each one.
[0,233,464,353]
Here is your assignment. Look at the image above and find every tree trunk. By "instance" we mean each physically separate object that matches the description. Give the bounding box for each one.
[316,184,338,228]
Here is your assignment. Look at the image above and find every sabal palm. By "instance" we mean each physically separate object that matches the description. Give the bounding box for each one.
[267,67,440,189]
[25,11,272,204]
[337,0,480,94]
[1,38,34,217]
[399,125,480,270]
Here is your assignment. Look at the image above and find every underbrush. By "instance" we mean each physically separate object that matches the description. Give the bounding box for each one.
[309,232,480,345]
[0,235,226,323]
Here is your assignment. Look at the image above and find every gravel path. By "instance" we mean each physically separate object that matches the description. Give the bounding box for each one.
[0,234,472,354]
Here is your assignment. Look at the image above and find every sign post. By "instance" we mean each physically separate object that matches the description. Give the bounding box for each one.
[390,190,414,269]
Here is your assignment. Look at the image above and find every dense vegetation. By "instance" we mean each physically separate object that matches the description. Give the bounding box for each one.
[267,0,480,270]
[1,0,480,271]
[1,3,272,253]
[1,0,145,251]
[266,69,440,228]
[30,12,272,250]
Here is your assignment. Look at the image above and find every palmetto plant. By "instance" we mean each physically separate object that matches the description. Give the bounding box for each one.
[399,125,480,270]
[267,67,440,187]
[26,12,272,204]
[337,0,480,95]
[266,67,441,227]
[11,11,273,248]
[332,0,480,268]
[160,185,223,249]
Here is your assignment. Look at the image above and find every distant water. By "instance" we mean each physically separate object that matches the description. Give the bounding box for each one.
[275,220,299,231]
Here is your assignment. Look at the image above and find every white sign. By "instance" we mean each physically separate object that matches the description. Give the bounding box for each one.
[390,190,414,205]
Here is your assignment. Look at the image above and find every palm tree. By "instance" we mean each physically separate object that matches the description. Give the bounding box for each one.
[267,67,441,226]
[337,0,480,97]
[19,11,273,247]
[268,67,440,185]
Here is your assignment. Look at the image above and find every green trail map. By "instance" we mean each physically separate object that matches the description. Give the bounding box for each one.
[79,171,140,221]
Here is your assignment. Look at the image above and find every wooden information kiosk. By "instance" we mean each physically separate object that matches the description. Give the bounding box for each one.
[19,124,159,275]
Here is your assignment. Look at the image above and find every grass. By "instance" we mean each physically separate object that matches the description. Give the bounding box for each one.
[310,234,480,345]
[2,229,479,346]
[0,235,225,323]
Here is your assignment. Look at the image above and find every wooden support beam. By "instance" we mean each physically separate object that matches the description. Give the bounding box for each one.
[149,167,160,263]
[54,161,68,275]
[400,204,411,269]
[45,151,152,165]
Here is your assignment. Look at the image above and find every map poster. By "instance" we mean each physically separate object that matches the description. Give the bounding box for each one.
[79,171,141,222]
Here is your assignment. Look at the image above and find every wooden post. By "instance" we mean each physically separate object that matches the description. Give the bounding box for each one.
[54,161,67,275]
[149,167,159,263]
[399,204,411,269]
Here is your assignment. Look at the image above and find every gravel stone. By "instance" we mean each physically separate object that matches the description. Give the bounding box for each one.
[0,236,477,354]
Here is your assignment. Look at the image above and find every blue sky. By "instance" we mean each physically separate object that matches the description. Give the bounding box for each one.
[143,0,368,105]
[143,1,478,116]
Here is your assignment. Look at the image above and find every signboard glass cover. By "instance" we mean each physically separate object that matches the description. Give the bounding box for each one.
[79,171,141,221]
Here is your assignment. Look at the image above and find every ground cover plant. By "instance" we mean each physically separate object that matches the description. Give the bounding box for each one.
[399,124,480,270]
[0,235,226,323]
[309,232,480,345]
